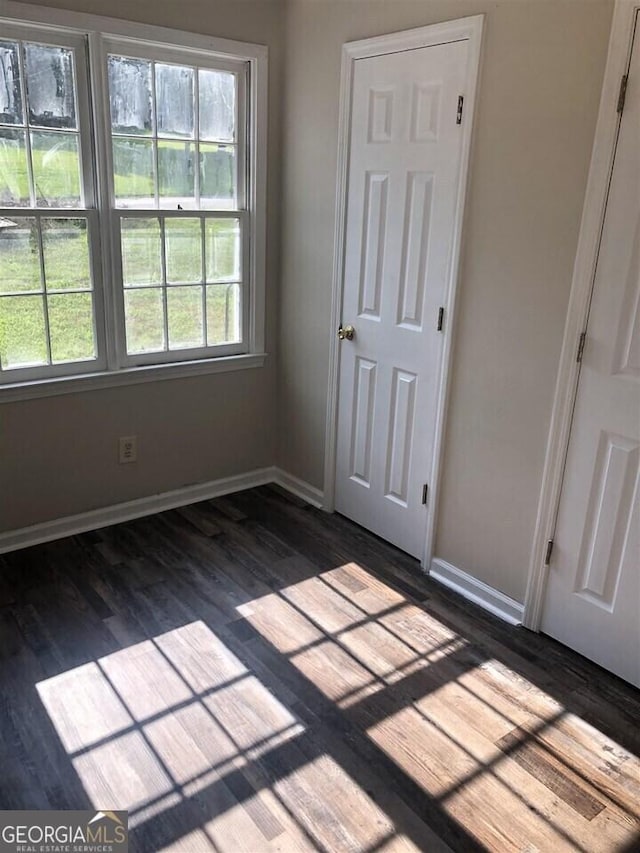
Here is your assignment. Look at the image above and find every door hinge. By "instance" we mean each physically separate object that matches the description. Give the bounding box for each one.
[544,539,554,567]
[456,95,464,125]
[437,306,445,332]
[617,74,628,114]
[422,483,429,505]
[576,331,586,363]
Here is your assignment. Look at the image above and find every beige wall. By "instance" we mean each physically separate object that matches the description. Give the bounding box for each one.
[278,0,613,601]
[1,0,615,606]
[1,0,284,532]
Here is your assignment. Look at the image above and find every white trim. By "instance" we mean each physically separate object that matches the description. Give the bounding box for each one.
[273,468,325,509]
[322,40,352,514]
[0,465,326,554]
[0,352,267,404]
[248,43,268,357]
[523,0,639,631]
[430,558,524,626]
[340,17,483,59]
[0,466,276,554]
[422,18,484,568]
[0,1,268,62]
[323,16,484,570]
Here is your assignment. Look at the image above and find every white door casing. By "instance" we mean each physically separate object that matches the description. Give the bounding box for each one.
[330,20,483,561]
[540,13,640,686]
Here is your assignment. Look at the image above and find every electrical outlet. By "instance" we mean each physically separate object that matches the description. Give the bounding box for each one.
[119,435,137,464]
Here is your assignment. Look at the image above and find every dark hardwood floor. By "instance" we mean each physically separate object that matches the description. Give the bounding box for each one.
[0,485,638,852]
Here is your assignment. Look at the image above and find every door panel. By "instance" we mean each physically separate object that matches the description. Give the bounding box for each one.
[397,172,434,329]
[576,432,638,606]
[350,357,377,486]
[358,172,388,318]
[541,17,640,686]
[335,40,468,558]
[614,217,640,378]
[385,368,417,506]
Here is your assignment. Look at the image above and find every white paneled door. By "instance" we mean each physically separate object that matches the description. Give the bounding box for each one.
[335,38,470,559]
[541,20,640,687]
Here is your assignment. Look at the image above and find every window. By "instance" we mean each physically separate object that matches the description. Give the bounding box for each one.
[0,30,102,378]
[0,10,266,393]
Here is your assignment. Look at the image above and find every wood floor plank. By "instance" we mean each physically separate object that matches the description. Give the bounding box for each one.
[207,496,248,522]
[415,689,622,852]
[496,726,606,820]
[298,721,453,853]
[175,504,223,538]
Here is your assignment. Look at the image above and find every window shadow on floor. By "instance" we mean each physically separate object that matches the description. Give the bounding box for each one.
[0,484,638,851]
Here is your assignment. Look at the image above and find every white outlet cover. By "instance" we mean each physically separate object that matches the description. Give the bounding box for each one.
[119,435,137,463]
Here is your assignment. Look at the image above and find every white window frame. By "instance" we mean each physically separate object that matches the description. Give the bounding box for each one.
[0,1,267,402]
[0,24,108,381]
[101,38,250,368]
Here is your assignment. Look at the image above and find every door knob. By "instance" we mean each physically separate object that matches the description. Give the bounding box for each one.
[338,324,355,341]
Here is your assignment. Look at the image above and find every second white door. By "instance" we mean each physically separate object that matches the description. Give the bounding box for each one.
[541,17,640,687]
[335,37,471,559]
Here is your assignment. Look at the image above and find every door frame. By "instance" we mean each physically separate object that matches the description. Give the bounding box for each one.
[323,15,484,568]
[523,0,640,630]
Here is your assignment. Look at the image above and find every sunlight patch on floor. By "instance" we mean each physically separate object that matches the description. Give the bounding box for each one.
[36,620,307,839]
[37,661,133,753]
[72,729,175,814]
[32,564,640,853]
[272,753,420,853]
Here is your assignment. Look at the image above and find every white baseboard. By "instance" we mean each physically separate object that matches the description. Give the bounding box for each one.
[0,466,326,555]
[429,558,524,626]
[273,468,325,509]
[0,467,277,555]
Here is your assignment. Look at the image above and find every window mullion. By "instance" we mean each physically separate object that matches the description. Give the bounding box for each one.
[87,32,119,371]
[201,216,208,348]
[151,62,160,209]
[194,67,201,210]
[16,45,36,207]
[160,216,169,351]
[107,213,126,368]
[237,65,248,211]
[34,214,53,366]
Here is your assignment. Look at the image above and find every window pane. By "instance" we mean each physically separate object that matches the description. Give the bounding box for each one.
[199,143,235,209]
[24,44,76,129]
[199,69,235,143]
[167,285,203,349]
[158,140,194,207]
[31,131,81,207]
[0,129,30,206]
[0,218,41,294]
[121,218,162,286]
[48,292,95,363]
[113,137,155,207]
[0,294,47,368]
[42,218,91,292]
[155,64,194,138]
[108,56,152,135]
[206,283,240,345]
[0,42,23,125]
[205,218,239,282]
[125,287,165,353]
[165,218,201,284]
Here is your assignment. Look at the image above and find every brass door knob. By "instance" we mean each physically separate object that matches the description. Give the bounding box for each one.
[338,324,355,341]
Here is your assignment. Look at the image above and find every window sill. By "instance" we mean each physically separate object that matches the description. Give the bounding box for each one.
[0,352,268,404]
